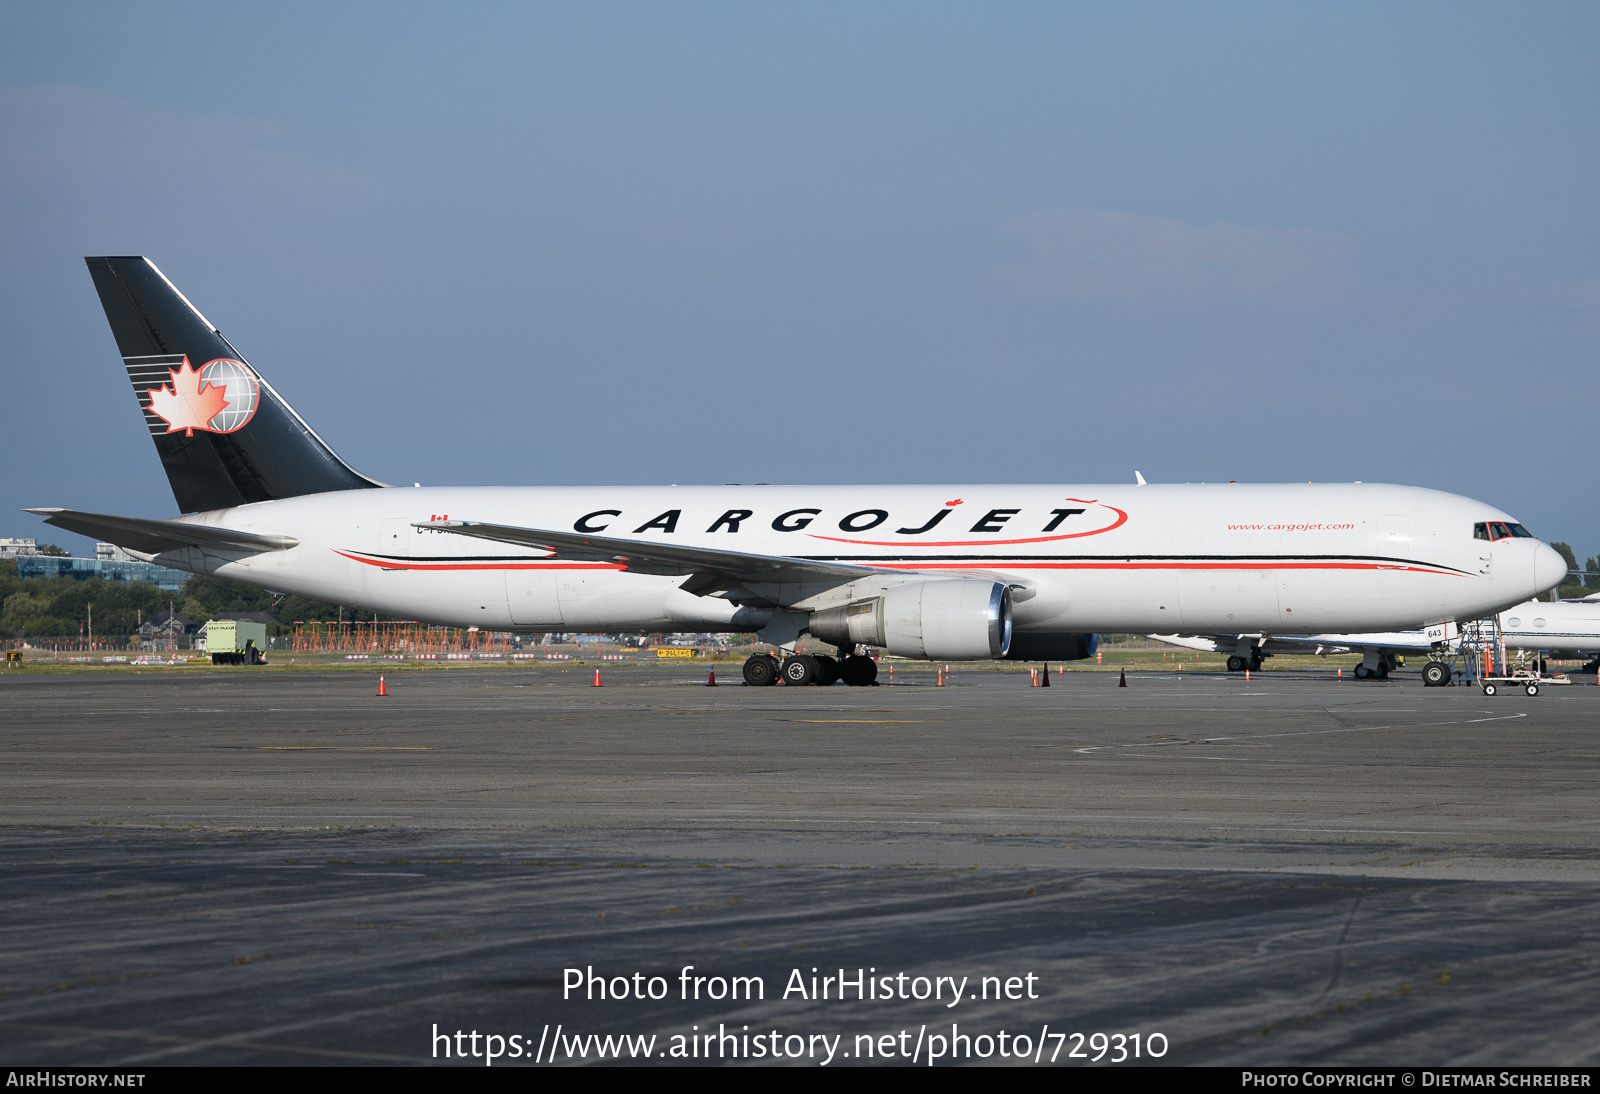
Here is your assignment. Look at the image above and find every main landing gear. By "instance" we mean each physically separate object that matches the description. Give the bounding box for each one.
[742,652,879,687]
[1352,651,1399,680]
[1225,654,1263,673]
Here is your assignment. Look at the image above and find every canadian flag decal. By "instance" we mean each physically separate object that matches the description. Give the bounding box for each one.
[145,357,260,436]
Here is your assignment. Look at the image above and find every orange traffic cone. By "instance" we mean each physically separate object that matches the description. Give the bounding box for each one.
[936,669,945,686]
[1030,668,1038,686]
[1338,668,1342,678]
[1096,650,1103,664]
[1118,669,1127,687]
[377,675,387,696]
[1245,669,1250,682]
[592,668,602,687]
[1040,664,1050,687]
[707,667,717,687]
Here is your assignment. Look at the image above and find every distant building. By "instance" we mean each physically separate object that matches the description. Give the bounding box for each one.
[17,555,191,592]
[1,538,38,560]
[140,611,198,649]
[96,542,138,562]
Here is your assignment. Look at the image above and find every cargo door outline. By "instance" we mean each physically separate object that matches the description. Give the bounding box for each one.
[507,568,563,627]
[1178,568,1280,630]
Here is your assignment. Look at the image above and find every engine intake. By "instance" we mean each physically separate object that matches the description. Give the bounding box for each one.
[809,579,1012,660]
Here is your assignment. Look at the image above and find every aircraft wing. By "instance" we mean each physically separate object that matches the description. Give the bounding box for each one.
[1146,633,1223,654]
[25,508,299,554]
[1149,631,1443,656]
[423,519,886,590]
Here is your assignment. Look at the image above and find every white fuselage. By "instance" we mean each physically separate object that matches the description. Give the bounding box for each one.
[1155,598,1600,660]
[154,482,1562,641]
[1498,598,1600,653]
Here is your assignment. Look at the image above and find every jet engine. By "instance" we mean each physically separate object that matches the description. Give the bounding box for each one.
[808,579,1012,660]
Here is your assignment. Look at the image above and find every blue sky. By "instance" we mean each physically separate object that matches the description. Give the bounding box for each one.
[3,3,1598,555]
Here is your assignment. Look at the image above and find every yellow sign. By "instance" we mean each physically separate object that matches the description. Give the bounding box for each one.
[655,648,695,658]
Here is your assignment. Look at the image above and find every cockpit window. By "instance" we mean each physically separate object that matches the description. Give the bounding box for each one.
[1476,521,1525,541]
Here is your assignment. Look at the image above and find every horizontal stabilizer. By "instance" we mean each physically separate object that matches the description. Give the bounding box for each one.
[25,508,299,555]
[422,519,882,587]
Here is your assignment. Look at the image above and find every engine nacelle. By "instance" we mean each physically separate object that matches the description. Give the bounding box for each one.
[809,579,1012,660]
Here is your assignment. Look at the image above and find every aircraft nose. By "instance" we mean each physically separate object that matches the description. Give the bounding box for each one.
[1534,542,1568,596]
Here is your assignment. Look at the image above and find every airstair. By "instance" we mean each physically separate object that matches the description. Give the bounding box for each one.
[1456,613,1570,695]
[1450,615,1504,684]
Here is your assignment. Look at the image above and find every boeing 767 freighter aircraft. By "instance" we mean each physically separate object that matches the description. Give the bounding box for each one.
[27,257,1567,686]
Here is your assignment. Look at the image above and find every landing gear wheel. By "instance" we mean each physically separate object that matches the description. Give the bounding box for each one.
[1422,661,1452,687]
[1249,655,1263,672]
[1354,663,1372,679]
[1226,656,1247,672]
[1525,683,1539,696]
[838,655,878,687]
[1377,663,1390,679]
[812,655,840,686]
[1482,683,1497,696]
[742,654,779,687]
[782,655,818,686]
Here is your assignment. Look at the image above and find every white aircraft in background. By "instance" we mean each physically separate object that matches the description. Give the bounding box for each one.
[27,257,1567,687]
[1154,592,1600,684]
[1498,595,1600,656]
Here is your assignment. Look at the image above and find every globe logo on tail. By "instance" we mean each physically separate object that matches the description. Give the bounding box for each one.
[146,357,260,436]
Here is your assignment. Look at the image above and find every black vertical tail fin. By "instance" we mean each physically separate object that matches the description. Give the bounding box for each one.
[84,256,385,514]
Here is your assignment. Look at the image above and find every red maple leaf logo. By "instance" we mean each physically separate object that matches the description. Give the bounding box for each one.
[147,358,232,436]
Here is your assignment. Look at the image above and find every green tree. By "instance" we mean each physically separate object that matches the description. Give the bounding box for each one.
[35,577,168,636]
[180,576,274,615]
[1548,542,1587,600]
[2,590,53,635]
[24,616,73,637]
[177,574,388,634]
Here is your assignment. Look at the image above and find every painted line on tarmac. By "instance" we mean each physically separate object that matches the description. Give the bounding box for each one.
[1073,711,1529,754]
